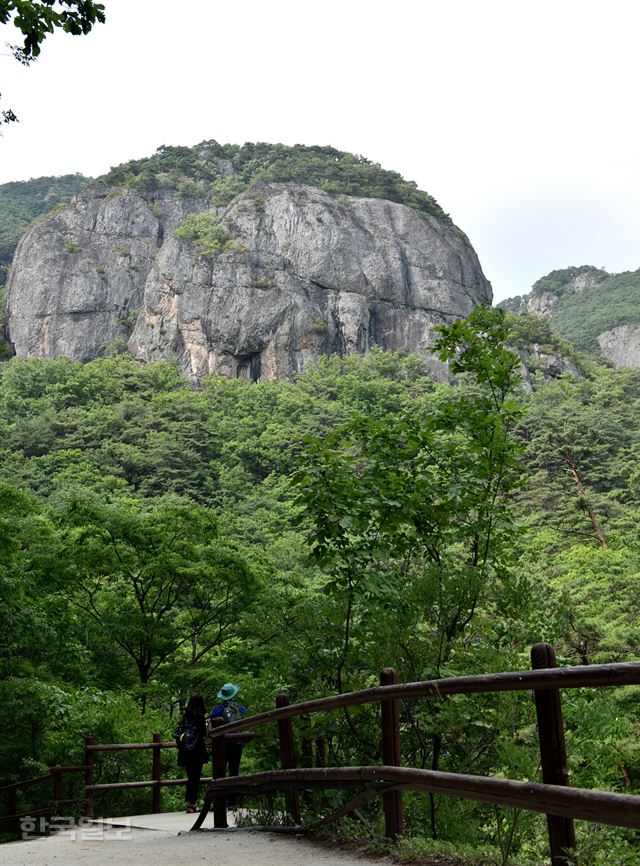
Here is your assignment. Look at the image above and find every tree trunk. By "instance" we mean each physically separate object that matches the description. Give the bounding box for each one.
[566,460,607,548]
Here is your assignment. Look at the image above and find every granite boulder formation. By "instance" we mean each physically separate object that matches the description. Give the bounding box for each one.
[5,180,492,380]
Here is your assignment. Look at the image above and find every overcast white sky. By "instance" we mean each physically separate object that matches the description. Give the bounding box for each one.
[1,0,638,302]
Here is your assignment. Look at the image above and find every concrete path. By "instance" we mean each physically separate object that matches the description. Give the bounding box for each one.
[0,811,391,866]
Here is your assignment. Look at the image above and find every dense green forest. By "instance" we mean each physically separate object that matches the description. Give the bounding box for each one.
[0,174,92,281]
[1,308,639,864]
[101,140,451,222]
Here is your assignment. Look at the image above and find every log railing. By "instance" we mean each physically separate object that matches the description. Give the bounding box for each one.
[84,732,254,817]
[198,644,640,866]
[2,644,639,865]
[0,765,89,832]
[0,733,252,831]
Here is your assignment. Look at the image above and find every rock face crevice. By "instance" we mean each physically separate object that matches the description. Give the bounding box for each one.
[5,181,492,380]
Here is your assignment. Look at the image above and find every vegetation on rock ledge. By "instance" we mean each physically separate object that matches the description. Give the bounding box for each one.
[174,212,246,257]
[101,140,451,223]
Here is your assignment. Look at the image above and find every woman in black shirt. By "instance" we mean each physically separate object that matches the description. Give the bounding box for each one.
[177,692,209,813]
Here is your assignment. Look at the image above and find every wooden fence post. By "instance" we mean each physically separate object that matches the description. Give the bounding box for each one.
[301,732,313,806]
[85,737,94,818]
[531,643,576,866]
[8,778,18,836]
[210,717,228,828]
[276,694,301,824]
[52,765,63,813]
[380,667,404,839]
[152,733,162,813]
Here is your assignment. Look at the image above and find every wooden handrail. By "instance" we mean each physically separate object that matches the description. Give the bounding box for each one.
[0,766,87,793]
[201,766,640,830]
[86,732,255,752]
[88,741,174,752]
[87,776,212,792]
[196,650,640,865]
[4,650,640,865]
[206,661,640,739]
[0,773,53,793]
[0,732,256,825]
[0,762,90,827]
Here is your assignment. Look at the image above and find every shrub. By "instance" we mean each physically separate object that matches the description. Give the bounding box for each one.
[174,212,245,258]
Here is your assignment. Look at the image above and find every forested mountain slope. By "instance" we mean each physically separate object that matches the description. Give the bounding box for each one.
[499,265,640,367]
[1,307,639,862]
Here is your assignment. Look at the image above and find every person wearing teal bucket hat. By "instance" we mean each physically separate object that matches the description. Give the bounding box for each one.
[217,682,239,701]
[209,682,247,788]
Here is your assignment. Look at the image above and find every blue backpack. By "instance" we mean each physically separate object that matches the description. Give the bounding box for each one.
[211,700,245,725]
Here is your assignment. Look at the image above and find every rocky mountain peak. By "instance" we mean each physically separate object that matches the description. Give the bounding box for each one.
[3,142,493,380]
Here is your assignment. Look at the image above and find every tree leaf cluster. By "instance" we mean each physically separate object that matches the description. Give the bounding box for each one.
[1,1,105,61]
[0,1,105,126]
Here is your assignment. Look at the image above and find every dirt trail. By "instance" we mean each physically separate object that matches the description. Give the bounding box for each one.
[0,812,392,866]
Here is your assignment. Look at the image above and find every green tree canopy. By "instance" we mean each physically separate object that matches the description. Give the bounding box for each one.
[296,308,525,683]
[101,141,450,222]
[54,493,258,706]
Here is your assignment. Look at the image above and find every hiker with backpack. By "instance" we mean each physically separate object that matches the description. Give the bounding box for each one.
[175,692,209,813]
[209,682,247,779]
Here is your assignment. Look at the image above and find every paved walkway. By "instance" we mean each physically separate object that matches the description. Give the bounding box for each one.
[0,811,390,866]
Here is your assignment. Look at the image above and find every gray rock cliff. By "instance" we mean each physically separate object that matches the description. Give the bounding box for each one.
[597,325,640,368]
[5,181,492,380]
[515,344,583,390]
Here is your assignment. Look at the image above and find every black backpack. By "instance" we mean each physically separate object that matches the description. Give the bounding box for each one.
[174,720,199,753]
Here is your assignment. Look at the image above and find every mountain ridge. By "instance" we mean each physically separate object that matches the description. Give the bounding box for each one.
[499,265,640,367]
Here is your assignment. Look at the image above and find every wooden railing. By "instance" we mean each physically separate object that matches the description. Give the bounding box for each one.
[84,731,254,816]
[0,733,249,832]
[2,643,639,865]
[198,644,640,866]
[0,764,88,831]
